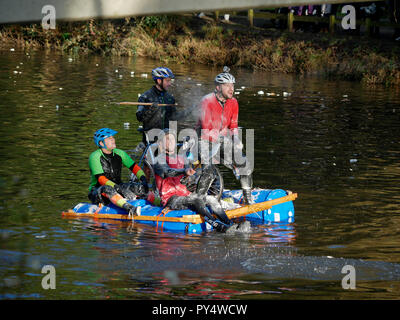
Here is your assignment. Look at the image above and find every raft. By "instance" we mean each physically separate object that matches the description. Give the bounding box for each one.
[62,189,297,233]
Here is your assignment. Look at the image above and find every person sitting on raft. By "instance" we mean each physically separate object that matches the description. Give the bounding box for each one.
[153,129,232,232]
[88,128,153,216]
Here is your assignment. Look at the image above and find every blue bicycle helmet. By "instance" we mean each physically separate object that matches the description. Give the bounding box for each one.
[151,67,175,81]
[93,128,118,148]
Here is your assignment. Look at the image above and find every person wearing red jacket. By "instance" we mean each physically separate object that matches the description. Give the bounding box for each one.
[197,67,254,204]
[153,129,232,232]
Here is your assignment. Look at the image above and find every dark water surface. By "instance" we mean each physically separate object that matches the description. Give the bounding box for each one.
[0,48,400,300]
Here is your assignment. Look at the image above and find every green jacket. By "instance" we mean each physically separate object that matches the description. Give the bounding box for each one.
[88,148,143,191]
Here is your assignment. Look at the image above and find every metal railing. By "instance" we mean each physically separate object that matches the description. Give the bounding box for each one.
[214,8,399,36]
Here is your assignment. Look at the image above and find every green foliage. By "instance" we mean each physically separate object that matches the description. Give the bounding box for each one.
[140,15,170,28]
[62,33,71,40]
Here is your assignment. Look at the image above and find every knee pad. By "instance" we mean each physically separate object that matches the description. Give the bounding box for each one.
[100,185,117,197]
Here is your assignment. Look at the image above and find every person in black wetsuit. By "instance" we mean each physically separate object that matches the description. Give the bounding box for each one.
[136,67,177,143]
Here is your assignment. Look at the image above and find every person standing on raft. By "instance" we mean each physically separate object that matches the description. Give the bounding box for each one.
[88,128,153,216]
[153,129,232,232]
[197,66,254,205]
[136,67,177,142]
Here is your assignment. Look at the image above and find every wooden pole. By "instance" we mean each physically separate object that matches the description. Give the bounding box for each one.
[329,14,336,34]
[118,102,180,107]
[226,193,297,219]
[365,17,371,36]
[248,9,254,27]
[288,11,294,32]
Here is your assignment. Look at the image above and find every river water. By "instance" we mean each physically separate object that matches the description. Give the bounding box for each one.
[0,47,399,300]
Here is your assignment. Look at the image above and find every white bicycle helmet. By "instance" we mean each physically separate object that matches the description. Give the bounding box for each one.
[215,66,235,84]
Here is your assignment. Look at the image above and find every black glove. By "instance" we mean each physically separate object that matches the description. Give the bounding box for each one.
[139,175,149,194]
[114,184,123,195]
[140,102,158,122]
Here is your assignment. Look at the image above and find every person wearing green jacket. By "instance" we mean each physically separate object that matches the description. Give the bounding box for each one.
[88,128,152,215]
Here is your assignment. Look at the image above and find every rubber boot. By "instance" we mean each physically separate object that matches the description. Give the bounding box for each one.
[213,208,231,225]
[242,188,253,205]
[203,215,228,233]
[240,175,253,205]
[123,202,138,216]
[213,220,229,233]
[193,199,228,233]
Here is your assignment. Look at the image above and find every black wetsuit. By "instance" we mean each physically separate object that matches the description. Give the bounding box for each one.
[136,86,176,133]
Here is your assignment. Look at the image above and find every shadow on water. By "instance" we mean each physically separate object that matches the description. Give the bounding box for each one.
[0,48,400,299]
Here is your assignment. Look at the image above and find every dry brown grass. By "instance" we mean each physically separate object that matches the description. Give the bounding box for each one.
[1,15,399,86]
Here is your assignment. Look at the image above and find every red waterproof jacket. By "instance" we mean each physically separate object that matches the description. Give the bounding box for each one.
[154,154,191,206]
[198,93,239,142]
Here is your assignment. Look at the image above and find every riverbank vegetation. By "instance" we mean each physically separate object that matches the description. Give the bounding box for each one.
[1,14,399,86]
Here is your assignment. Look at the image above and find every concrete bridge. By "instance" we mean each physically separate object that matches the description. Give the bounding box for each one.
[0,0,374,24]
